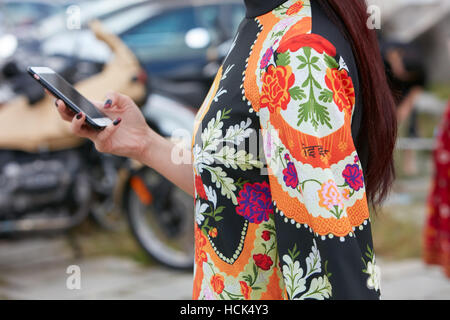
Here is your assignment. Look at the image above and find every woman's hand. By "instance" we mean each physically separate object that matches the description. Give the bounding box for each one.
[52,90,194,196]
[55,92,152,161]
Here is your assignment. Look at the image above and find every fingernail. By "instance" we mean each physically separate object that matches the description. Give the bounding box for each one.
[76,112,82,120]
[104,99,112,108]
[113,118,121,126]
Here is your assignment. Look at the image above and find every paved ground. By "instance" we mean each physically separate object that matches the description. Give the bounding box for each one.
[0,242,449,300]
[380,259,450,300]
[1,169,449,300]
[0,256,193,300]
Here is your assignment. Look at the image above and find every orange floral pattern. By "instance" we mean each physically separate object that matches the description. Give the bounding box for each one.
[286,1,304,15]
[260,65,295,113]
[208,227,218,238]
[195,225,208,265]
[240,281,252,300]
[210,274,225,294]
[342,188,351,200]
[318,179,344,211]
[325,68,356,114]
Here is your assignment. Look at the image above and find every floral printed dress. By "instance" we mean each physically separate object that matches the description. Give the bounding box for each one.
[191,0,380,300]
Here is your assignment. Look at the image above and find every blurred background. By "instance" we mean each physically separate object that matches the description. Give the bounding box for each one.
[0,0,448,300]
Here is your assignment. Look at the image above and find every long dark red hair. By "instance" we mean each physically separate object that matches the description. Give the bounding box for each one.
[316,0,397,208]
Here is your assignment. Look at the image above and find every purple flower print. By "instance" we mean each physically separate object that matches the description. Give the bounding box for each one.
[283,162,299,189]
[260,47,274,69]
[236,181,273,224]
[342,164,364,191]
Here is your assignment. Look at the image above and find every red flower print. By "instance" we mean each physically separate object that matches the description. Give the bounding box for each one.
[260,65,295,113]
[261,230,271,241]
[286,1,304,15]
[253,254,273,271]
[210,274,225,294]
[239,281,252,300]
[342,164,364,191]
[278,33,336,57]
[194,174,207,200]
[325,68,356,114]
[283,162,299,189]
[236,181,274,224]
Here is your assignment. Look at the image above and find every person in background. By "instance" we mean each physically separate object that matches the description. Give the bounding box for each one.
[424,99,450,278]
[382,41,427,176]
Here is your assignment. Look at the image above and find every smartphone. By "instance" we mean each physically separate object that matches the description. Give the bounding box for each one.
[27,66,112,129]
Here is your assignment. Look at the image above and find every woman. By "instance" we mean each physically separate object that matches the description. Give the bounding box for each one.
[53,0,397,299]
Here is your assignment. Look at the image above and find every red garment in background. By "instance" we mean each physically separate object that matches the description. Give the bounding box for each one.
[424,100,450,278]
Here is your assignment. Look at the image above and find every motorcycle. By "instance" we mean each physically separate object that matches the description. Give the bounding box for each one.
[0,20,196,269]
[0,20,148,234]
[124,92,196,269]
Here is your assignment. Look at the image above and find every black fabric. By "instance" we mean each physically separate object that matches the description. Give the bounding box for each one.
[244,0,289,18]
[192,0,380,300]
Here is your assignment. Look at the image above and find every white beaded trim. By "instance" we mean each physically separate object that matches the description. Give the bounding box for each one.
[208,220,249,264]
[242,19,263,114]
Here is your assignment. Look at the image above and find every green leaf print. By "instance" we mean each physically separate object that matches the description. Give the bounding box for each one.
[276,52,291,67]
[297,97,332,130]
[289,86,307,101]
[323,53,339,69]
[318,89,334,103]
[295,47,332,130]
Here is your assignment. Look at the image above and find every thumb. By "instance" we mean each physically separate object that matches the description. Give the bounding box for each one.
[94,117,122,152]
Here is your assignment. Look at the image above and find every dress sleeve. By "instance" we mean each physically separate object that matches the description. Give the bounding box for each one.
[253,27,375,299]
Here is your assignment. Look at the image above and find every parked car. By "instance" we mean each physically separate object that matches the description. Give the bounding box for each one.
[35,0,246,107]
[0,0,72,39]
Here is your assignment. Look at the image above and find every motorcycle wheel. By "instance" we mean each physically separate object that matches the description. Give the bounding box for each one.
[90,194,126,232]
[89,155,128,232]
[124,166,194,270]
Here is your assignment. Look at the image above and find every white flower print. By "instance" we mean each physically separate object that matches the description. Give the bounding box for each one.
[283,253,307,298]
[305,239,322,277]
[204,185,217,209]
[193,144,214,174]
[213,87,228,102]
[339,56,349,72]
[193,108,263,205]
[223,32,238,63]
[195,199,208,225]
[282,240,332,300]
[365,256,381,292]
[362,246,381,293]
[221,64,235,80]
[223,118,253,145]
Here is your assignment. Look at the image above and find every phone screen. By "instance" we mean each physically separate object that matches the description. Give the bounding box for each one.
[39,72,107,119]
